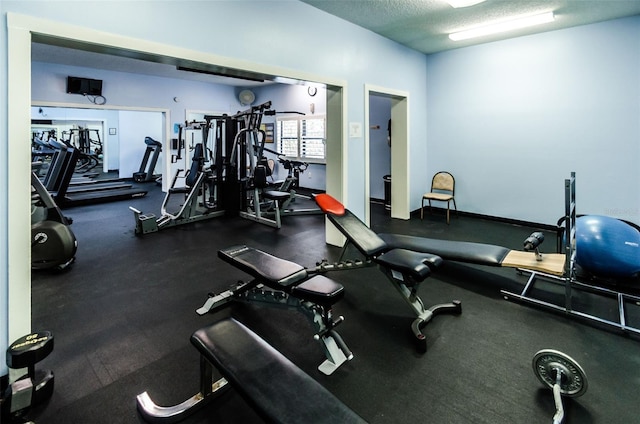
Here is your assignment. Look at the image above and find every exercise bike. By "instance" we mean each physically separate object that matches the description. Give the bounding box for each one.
[30,172,77,270]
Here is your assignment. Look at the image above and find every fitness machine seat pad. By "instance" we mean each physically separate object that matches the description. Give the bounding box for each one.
[376,249,442,282]
[378,233,511,267]
[191,318,367,424]
[262,189,291,202]
[218,245,307,287]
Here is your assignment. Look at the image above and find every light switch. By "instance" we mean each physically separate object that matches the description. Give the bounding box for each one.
[349,122,363,138]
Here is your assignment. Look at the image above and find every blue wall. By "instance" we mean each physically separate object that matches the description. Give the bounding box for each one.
[32,61,240,124]
[426,16,640,224]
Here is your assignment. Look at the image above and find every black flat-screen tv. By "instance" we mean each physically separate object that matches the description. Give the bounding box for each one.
[67,76,103,96]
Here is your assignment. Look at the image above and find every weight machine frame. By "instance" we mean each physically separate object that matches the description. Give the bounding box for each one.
[501,172,640,336]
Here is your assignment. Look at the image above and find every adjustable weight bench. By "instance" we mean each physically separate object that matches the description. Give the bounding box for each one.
[137,318,367,423]
[197,245,353,375]
[314,194,462,352]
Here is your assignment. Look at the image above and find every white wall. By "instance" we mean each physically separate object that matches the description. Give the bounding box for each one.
[118,111,163,178]
[426,16,640,225]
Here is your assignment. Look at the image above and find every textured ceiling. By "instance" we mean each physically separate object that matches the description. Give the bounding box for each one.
[300,0,640,54]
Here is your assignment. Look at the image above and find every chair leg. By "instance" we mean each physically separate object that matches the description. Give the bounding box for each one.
[446,202,450,225]
[421,198,425,220]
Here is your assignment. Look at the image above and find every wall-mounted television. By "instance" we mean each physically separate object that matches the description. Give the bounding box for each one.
[67,76,103,96]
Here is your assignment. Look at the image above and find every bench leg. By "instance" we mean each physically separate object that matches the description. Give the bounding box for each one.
[195,280,255,316]
[136,357,230,423]
[381,269,461,353]
[317,332,350,375]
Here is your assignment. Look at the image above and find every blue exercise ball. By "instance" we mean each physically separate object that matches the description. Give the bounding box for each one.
[575,215,640,278]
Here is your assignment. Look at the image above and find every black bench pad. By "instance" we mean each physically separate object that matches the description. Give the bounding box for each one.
[291,275,345,306]
[375,249,441,282]
[191,318,367,424]
[378,234,511,267]
[327,210,389,257]
[218,245,307,287]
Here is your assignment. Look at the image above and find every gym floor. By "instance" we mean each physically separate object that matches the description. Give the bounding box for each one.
[30,183,640,423]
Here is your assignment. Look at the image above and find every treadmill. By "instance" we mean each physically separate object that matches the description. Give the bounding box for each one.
[50,147,148,207]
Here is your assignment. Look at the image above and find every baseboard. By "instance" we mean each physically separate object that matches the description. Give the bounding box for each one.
[410,206,558,232]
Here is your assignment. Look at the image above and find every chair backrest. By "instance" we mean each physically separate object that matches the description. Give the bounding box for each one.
[431,172,455,194]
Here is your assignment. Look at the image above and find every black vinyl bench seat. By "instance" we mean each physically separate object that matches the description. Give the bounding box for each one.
[292,275,345,306]
[218,245,344,305]
[136,318,367,423]
[379,233,511,266]
[218,245,308,287]
[193,319,366,423]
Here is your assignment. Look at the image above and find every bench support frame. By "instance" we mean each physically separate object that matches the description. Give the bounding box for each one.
[136,356,230,423]
[197,279,352,375]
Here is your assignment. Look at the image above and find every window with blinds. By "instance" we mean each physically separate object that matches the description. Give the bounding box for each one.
[276,116,326,162]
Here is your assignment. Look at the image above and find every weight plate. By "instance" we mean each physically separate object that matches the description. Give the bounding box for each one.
[532,349,588,397]
[7,331,54,369]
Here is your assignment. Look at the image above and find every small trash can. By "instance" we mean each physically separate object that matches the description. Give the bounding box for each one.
[383,175,391,211]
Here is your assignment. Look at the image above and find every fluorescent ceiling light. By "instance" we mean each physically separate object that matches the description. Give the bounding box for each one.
[449,11,555,41]
[445,0,486,8]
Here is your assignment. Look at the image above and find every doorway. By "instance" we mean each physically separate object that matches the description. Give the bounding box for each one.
[365,85,410,226]
[368,94,392,213]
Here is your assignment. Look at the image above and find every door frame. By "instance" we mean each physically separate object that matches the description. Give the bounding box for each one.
[365,84,410,225]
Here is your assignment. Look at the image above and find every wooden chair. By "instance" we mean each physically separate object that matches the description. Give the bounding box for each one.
[421,171,457,224]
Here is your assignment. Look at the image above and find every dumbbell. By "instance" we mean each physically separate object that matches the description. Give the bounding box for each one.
[524,232,545,261]
[532,349,588,424]
[1,331,55,422]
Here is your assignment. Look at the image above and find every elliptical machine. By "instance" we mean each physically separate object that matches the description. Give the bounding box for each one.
[31,172,77,270]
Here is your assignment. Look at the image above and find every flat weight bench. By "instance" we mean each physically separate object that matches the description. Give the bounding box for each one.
[197,245,353,375]
[314,194,462,352]
[137,318,367,423]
